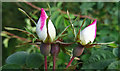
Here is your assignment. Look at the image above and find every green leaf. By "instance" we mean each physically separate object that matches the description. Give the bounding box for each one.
[60,46,71,56]
[64,19,72,31]
[29,12,38,20]
[80,3,96,14]
[108,43,118,48]
[26,53,44,68]
[3,38,10,48]
[50,7,58,11]
[32,38,37,43]
[55,24,72,41]
[51,11,60,20]
[57,2,63,8]
[64,14,75,19]
[107,60,120,69]
[81,54,91,61]
[4,27,33,35]
[25,19,31,28]
[24,27,37,39]
[81,50,116,69]
[2,64,21,70]
[97,2,104,9]
[55,15,63,28]
[76,18,86,40]
[1,31,9,38]
[6,51,29,65]
[58,51,69,65]
[113,48,118,57]
[18,8,36,25]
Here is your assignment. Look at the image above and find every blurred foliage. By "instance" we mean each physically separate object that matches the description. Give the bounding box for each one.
[1,2,119,70]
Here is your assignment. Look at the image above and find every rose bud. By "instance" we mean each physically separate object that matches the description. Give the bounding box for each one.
[36,8,56,43]
[66,19,97,68]
[80,19,97,45]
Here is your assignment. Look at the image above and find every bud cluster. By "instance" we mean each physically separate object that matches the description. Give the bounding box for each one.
[36,8,97,69]
[40,43,60,56]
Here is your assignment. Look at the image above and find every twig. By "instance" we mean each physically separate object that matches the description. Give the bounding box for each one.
[67,10,76,38]
[76,18,86,41]
[79,18,86,32]
[55,40,74,46]
[16,43,40,49]
[18,8,36,25]
[47,3,51,16]
[55,24,72,41]
[84,41,115,48]
[74,14,95,20]
[22,0,48,11]
[2,31,31,42]
[23,2,95,20]
[18,42,41,46]
[4,27,36,38]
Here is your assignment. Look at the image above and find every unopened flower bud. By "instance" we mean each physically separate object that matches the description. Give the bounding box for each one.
[51,44,60,56]
[40,43,51,56]
[73,45,84,57]
[80,19,97,45]
[36,8,56,43]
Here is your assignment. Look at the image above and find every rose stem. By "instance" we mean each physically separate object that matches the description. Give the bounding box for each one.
[44,56,47,71]
[66,56,75,69]
[53,56,56,71]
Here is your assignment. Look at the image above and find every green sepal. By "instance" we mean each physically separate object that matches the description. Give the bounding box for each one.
[24,27,37,39]
[76,18,86,41]
[18,8,36,25]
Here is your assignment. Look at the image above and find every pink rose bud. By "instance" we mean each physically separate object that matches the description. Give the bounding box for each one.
[36,8,56,43]
[80,19,97,45]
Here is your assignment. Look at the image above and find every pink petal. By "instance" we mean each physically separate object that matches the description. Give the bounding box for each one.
[40,8,47,30]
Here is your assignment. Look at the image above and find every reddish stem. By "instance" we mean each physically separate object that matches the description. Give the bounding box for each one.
[3,31,31,42]
[44,56,47,71]
[23,2,94,20]
[66,56,75,69]
[53,56,56,71]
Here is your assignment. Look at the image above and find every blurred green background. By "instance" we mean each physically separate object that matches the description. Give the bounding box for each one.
[2,2,120,70]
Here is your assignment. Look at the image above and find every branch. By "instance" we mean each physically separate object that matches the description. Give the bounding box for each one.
[21,0,48,11]
[2,31,31,42]
[22,2,95,20]
[67,10,76,38]
[55,40,74,46]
